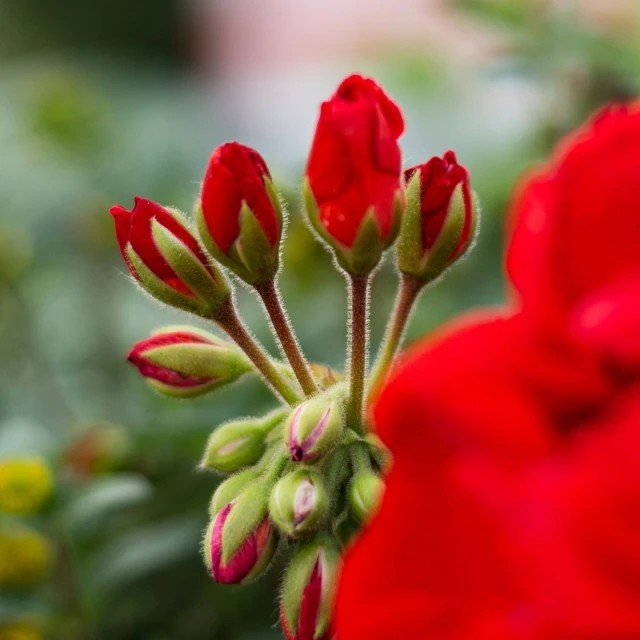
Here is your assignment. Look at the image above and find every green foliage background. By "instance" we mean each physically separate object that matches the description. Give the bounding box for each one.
[1,0,639,637]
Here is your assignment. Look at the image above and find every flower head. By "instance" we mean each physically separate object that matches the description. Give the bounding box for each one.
[304,74,405,274]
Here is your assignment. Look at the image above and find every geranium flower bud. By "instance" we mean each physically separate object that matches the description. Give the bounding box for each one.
[127,325,251,398]
[284,396,345,463]
[304,74,405,275]
[349,471,385,522]
[204,484,276,584]
[280,536,342,640]
[197,142,283,285]
[110,197,230,316]
[201,409,286,474]
[209,467,261,518]
[397,151,477,283]
[269,469,329,537]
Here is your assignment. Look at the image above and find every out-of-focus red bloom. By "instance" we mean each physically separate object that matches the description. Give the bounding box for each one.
[200,142,280,254]
[305,74,404,250]
[405,151,474,261]
[336,105,640,639]
[110,197,214,297]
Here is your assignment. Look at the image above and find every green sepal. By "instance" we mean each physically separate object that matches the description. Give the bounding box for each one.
[342,207,384,276]
[209,467,262,518]
[151,218,229,311]
[303,177,336,248]
[143,342,251,380]
[201,420,267,474]
[147,378,219,398]
[281,535,342,639]
[264,175,285,235]
[196,200,279,286]
[127,245,204,316]
[396,171,424,272]
[234,201,279,283]
[221,483,270,563]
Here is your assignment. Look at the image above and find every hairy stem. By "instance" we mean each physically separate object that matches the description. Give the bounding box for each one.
[368,273,424,401]
[255,279,319,397]
[346,275,370,434]
[215,297,301,406]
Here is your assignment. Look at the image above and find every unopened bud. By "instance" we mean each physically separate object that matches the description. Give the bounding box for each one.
[110,198,230,316]
[269,469,328,538]
[284,396,344,463]
[197,142,283,285]
[397,151,478,283]
[128,326,251,398]
[280,536,341,640]
[201,419,268,474]
[349,472,385,522]
[203,484,276,584]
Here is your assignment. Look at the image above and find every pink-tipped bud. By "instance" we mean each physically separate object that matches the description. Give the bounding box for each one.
[269,469,329,538]
[127,326,251,398]
[280,536,342,640]
[204,484,276,584]
[284,396,344,463]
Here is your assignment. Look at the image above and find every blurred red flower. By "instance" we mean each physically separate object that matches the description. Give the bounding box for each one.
[306,74,404,248]
[335,104,640,639]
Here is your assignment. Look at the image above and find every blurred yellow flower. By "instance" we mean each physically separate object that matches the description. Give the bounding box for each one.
[0,621,43,640]
[0,528,53,587]
[0,458,53,515]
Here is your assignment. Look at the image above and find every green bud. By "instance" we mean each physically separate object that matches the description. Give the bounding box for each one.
[128,325,252,398]
[209,467,262,518]
[284,395,345,462]
[349,472,385,522]
[269,468,329,538]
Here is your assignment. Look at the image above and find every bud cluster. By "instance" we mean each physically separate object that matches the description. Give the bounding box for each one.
[110,73,479,638]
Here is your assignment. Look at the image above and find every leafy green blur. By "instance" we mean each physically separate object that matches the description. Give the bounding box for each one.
[1,0,639,638]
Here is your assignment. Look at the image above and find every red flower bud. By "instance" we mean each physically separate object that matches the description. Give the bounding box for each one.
[197,142,282,284]
[304,74,405,274]
[398,151,477,282]
[127,326,250,397]
[110,197,228,314]
[205,498,276,584]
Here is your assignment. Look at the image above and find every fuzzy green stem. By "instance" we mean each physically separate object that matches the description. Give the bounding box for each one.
[263,447,290,485]
[367,273,424,402]
[346,275,370,434]
[214,297,301,406]
[255,279,319,397]
[324,446,349,493]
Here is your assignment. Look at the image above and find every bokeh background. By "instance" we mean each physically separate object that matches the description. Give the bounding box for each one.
[1,0,639,638]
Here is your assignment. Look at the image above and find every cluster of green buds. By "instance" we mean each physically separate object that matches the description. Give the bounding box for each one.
[111,74,478,639]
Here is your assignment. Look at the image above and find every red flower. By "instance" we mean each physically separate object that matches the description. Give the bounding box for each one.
[305,74,404,250]
[335,104,640,639]
[405,151,474,261]
[110,197,214,297]
[200,142,280,254]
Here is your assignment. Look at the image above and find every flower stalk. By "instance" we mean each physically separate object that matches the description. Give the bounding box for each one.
[213,297,301,406]
[346,275,370,434]
[368,273,424,401]
[254,278,319,397]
